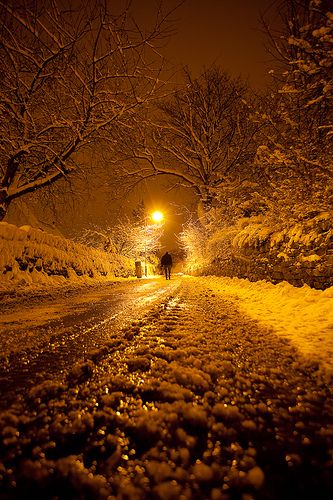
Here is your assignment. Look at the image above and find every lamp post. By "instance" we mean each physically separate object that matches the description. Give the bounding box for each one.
[144,236,148,277]
[144,211,164,277]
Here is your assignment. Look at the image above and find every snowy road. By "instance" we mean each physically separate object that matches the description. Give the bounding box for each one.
[0,276,333,499]
[0,277,181,408]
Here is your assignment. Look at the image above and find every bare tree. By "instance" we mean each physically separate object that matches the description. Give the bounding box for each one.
[0,0,176,219]
[177,212,215,274]
[115,67,262,214]
[77,216,164,262]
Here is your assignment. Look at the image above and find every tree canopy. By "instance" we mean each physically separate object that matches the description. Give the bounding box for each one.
[0,0,173,219]
[117,67,262,212]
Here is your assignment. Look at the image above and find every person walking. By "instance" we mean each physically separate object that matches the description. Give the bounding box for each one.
[160,251,172,280]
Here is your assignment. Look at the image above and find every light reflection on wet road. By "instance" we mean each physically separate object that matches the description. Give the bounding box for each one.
[0,276,181,408]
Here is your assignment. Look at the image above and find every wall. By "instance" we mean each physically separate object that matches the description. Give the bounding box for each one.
[0,222,135,285]
[203,247,333,290]
[201,213,333,290]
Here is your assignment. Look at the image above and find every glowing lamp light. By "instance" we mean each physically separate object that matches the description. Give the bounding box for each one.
[151,210,164,223]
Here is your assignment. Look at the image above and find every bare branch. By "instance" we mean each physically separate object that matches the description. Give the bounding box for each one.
[0,0,175,218]
[114,67,261,210]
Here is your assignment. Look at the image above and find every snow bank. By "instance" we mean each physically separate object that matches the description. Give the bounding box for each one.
[202,276,333,376]
[0,222,134,288]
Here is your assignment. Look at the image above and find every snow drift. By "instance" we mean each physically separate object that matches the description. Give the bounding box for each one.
[0,222,134,287]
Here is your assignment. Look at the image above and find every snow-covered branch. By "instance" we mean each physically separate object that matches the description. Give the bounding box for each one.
[0,0,173,219]
[113,67,261,210]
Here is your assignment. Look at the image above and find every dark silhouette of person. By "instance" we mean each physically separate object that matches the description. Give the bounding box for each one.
[161,251,172,280]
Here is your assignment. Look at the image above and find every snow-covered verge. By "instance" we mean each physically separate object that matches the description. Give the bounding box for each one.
[0,222,135,288]
[198,276,333,378]
[196,212,333,290]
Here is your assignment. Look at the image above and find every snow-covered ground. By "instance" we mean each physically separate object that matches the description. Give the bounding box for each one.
[2,221,332,381]
[197,276,333,378]
[1,275,332,499]
[2,271,332,379]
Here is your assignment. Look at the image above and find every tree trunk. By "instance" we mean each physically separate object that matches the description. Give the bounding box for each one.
[0,189,9,221]
[197,191,214,225]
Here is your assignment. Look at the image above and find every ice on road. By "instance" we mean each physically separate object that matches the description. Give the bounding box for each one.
[0,277,180,406]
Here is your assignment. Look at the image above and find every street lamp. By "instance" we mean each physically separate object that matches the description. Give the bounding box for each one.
[144,210,164,276]
[151,210,164,223]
